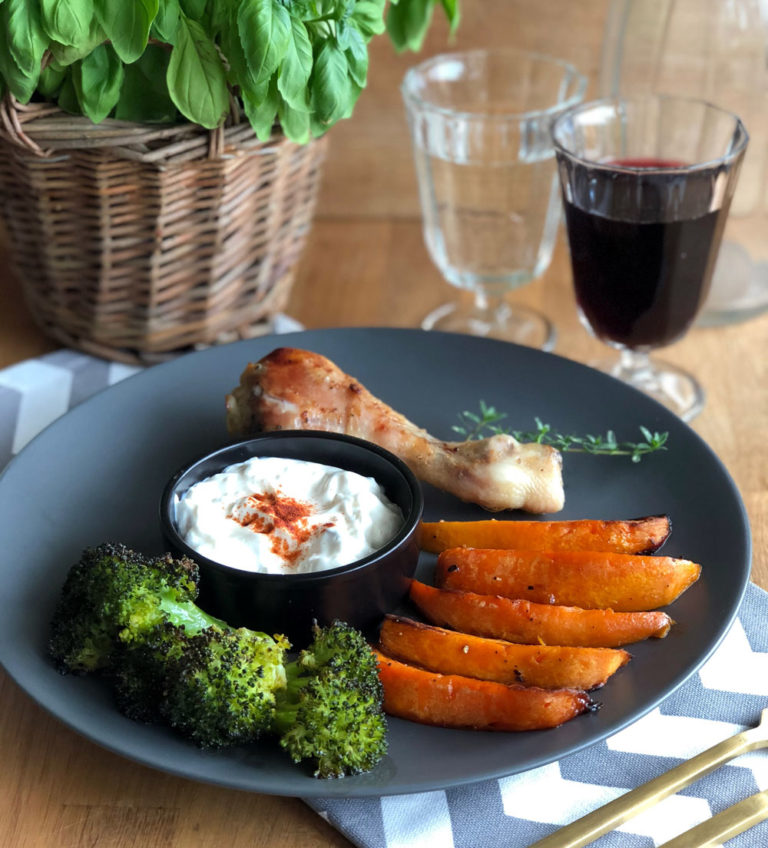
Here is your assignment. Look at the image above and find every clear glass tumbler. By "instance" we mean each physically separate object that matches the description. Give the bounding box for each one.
[402,49,586,349]
[552,95,748,421]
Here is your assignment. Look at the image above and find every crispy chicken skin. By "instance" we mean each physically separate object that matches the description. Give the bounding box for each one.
[225,347,564,514]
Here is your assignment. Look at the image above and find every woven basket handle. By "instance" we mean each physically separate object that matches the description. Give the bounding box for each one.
[0,91,243,160]
[0,94,51,156]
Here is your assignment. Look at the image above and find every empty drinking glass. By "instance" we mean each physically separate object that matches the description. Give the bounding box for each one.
[402,49,586,349]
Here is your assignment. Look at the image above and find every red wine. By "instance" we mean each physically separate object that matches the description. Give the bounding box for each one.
[562,159,727,348]
[607,157,686,169]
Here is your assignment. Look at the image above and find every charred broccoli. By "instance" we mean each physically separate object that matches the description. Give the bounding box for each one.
[50,543,290,745]
[48,542,222,674]
[110,621,185,723]
[48,544,388,778]
[161,624,289,748]
[272,620,388,779]
[109,619,289,746]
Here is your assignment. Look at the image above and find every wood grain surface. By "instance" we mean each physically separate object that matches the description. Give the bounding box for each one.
[1,1,766,845]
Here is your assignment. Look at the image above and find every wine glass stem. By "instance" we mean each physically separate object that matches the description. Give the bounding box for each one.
[473,288,492,313]
[472,288,508,318]
[618,348,653,379]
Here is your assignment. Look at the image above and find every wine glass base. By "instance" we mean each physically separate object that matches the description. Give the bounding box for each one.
[422,301,556,351]
[588,354,705,422]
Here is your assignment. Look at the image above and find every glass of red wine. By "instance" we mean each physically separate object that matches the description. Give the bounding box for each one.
[551,95,748,420]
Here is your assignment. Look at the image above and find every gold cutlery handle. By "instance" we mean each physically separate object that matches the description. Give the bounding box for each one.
[528,713,768,848]
[658,788,768,848]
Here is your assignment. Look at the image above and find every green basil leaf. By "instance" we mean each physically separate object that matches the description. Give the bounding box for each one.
[205,0,229,35]
[94,0,159,64]
[219,16,249,85]
[343,22,368,88]
[56,68,81,113]
[386,0,433,52]
[72,43,124,122]
[291,0,325,15]
[6,0,48,79]
[241,74,278,141]
[40,0,95,47]
[180,0,205,20]
[335,18,352,50]
[152,0,180,43]
[38,63,67,97]
[341,79,362,120]
[440,0,460,32]
[277,16,312,110]
[310,40,351,127]
[309,110,332,139]
[115,44,177,122]
[48,18,105,67]
[289,0,316,20]
[237,0,291,85]
[277,94,310,144]
[167,12,229,128]
[0,32,36,101]
[350,0,386,38]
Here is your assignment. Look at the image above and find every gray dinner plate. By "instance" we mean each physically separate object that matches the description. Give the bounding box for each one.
[0,328,751,798]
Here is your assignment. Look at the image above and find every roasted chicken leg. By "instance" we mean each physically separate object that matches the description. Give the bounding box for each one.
[225,347,564,514]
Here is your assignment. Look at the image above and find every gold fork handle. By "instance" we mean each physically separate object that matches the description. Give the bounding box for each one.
[657,789,768,848]
[528,720,768,848]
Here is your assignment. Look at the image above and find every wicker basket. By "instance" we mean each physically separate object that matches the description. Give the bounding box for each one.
[0,96,328,364]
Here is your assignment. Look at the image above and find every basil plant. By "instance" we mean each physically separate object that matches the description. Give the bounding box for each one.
[0,0,459,143]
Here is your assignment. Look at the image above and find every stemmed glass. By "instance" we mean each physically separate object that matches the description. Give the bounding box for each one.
[552,95,748,420]
[402,49,586,350]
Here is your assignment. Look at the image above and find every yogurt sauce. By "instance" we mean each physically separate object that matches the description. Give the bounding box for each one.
[175,456,403,574]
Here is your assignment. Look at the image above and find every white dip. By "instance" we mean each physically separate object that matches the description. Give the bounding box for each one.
[175,456,403,574]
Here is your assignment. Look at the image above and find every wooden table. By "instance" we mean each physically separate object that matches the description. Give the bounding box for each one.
[1,2,766,845]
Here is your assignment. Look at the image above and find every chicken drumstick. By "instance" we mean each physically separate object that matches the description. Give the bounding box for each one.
[225,347,564,514]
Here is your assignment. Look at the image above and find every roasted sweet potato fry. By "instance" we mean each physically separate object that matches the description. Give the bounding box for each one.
[408,580,673,648]
[379,615,630,690]
[435,548,701,611]
[375,650,593,731]
[419,516,671,555]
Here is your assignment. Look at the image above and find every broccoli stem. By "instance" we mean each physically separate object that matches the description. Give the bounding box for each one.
[270,664,307,734]
[157,588,226,635]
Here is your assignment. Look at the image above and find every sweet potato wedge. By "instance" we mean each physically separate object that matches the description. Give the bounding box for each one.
[408,580,673,648]
[419,516,671,555]
[435,548,701,611]
[375,650,593,731]
[379,615,630,690]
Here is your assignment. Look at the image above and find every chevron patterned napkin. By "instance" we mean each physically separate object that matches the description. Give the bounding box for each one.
[1,342,766,848]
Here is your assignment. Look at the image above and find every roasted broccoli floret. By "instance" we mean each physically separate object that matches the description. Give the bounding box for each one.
[272,620,388,779]
[160,624,289,748]
[49,545,388,778]
[50,543,289,743]
[110,621,189,723]
[48,542,223,674]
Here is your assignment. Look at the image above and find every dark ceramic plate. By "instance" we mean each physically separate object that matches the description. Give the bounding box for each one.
[0,328,751,798]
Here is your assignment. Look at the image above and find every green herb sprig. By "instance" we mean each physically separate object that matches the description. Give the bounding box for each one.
[0,0,460,142]
[453,401,669,463]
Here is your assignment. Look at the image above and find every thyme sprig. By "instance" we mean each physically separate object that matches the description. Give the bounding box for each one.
[453,402,669,463]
